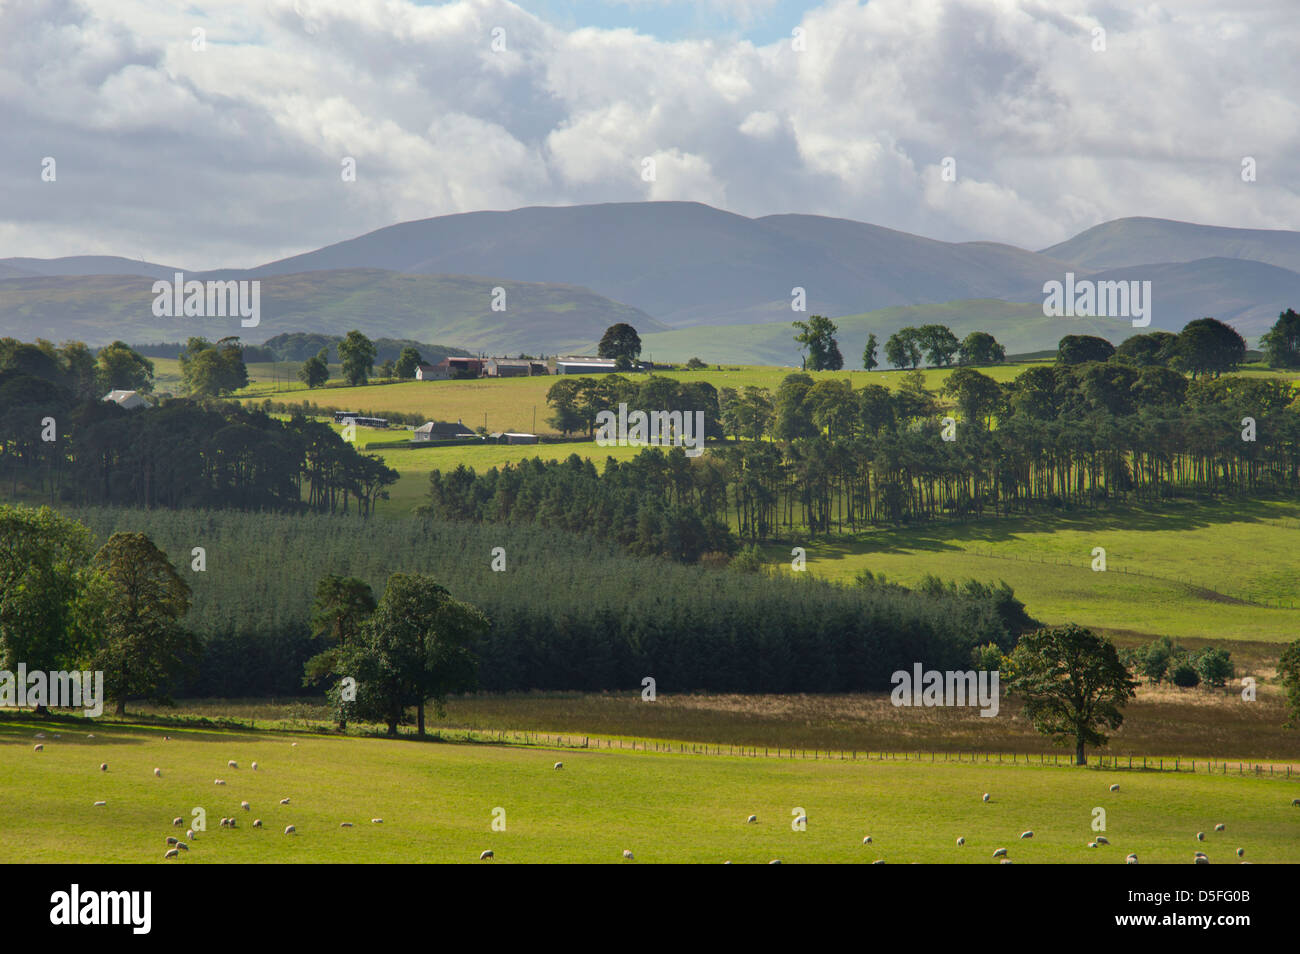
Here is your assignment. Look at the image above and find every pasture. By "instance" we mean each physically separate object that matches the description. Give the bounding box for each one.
[4,719,1298,863]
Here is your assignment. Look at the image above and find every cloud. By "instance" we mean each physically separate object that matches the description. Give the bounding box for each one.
[0,0,1297,268]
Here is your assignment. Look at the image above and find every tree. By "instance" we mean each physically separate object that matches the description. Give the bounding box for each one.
[181,336,248,397]
[598,324,642,370]
[792,316,842,371]
[1115,331,1178,367]
[884,328,922,369]
[1260,308,1300,369]
[773,373,817,440]
[96,341,155,393]
[958,331,1006,367]
[1137,636,1179,683]
[863,333,879,371]
[1006,623,1138,765]
[378,359,395,379]
[1280,639,1300,728]
[916,324,960,367]
[685,356,707,370]
[88,532,196,716]
[1194,647,1233,688]
[303,575,376,729]
[942,367,1003,429]
[341,574,484,737]
[0,506,96,681]
[299,348,330,388]
[59,341,100,400]
[1175,318,1245,379]
[337,331,376,386]
[394,347,423,379]
[1057,335,1116,366]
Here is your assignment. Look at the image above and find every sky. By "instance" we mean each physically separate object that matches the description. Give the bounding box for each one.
[2,0,1297,270]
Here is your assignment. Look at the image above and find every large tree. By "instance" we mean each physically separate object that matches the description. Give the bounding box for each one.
[96,341,155,393]
[957,331,1006,367]
[337,331,377,387]
[916,324,960,367]
[1260,308,1300,369]
[303,575,376,729]
[181,336,249,397]
[1006,623,1138,765]
[1057,334,1116,366]
[884,328,923,369]
[88,532,196,716]
[394,347,424,379]
[863,333,879,371]
[792,316,843,371]
[1175,317,1245,379]
[598,323,642,370]
[298,348,330,388]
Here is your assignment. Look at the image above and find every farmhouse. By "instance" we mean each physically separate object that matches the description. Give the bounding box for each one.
[552,356,619,374]
[103,389,146,409]
[413,419,482,442]
[489,431,540,444]
[415,363,447,381]
[437,357,485,379]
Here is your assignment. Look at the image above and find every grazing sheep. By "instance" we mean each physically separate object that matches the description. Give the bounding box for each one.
[1194,855,1209,864]
[214,779,226,785]
[956,837,965,846]
[164,849,179,860]
[33,744,43,752]
[284,825,296,835]
[340,822,353,828]
[1020,831,1033,839]
[999,859,1014,865]
[1196,831,1205,841]
[172,817,183,827]
[982,793,990,803]
[166,836,178,846]
[86,734,94,739]
[100,763,107,772]
[34,733,44,739]
[1214,823,1225,831]
[1109,784,1119,792]
[793,814,807,827]
[554,762,563,770]
[251,762,258,770]
[746,814,757,824]
[622,849,634,860]
[769,859,781,864]
[163,736,170,741]
[479,850,494,861]
[1096,836,1110,845]
[153,768,161,778]
[228,760,238,768]
[862,836,872,845]
[279,798,290,805]
[93,800,106,807]
[219,818,228,828]
[241,801,250,811]
[872,859,886,865]
[227,818,238,828]
[176,842,188,851]
[253,819,262,828]
[1292,798,1300,807]
[186,829,195,840]
[1087,842,1097,848]
[1126,854,1139,864]
[291,742,298,747]
[1236,848,1245,857]
[371,818,383,824]
[992,848,1007,858]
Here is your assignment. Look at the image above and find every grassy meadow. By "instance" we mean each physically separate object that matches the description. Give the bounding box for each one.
[4,719,1297,864]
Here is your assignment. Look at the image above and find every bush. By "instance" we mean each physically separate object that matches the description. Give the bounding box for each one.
[1170,659,1201,688]
[970,642,1004,671]
[1194,647,1234,687]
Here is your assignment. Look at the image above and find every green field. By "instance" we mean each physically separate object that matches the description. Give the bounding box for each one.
[5,720,1297,863]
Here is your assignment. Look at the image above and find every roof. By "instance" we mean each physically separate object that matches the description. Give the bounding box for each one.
[415,420,479,438]
[103,389,145,408]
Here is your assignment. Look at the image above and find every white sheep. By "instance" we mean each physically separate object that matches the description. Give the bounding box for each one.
[187,829,196,840]
[1126,854,1139,864]
[86,734,94,739]
[100,763,108,772]
[153,768,162,778]
[371,818,383,824]
[1096,836,1110,845]
[554,762,563,770]
[999,859,1013,864]
[793,814,807,827]
[982,793,990,802]
[622,849,634,860]
[214,779,226,785]
[291,742,298,747]
[746,814,757,824]
[253,819,262,828]
[172,817,183,827]
[93,800,106,807]
[1214,823,1225,831]
[279,797,290,805]
[176,842,188,851]
[166,836,178,846]
[1020,831,1033,839]
[340,822,354,828]
[1194,855,1208,864]
[992,848,1007,858]
[956,837,965,846]
[1109,784,1119,792]
[1196,831,1205,841]
[164,848,178,859]
[862,835,872,845]
[479,849,494,861]
[228,760,238,769]
[284,825,296,835]
[251,762,258,770]
[1292,798,1300,807]
[33,744,43,752]
[1088,842,1098,848]
[241,801,250,811]
[769,859,781,864]
[1236,848,1244,857]
[872,859,886,865]
[34,733,44,739]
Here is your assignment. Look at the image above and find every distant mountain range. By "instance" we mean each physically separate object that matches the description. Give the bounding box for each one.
[3,203,1298,361]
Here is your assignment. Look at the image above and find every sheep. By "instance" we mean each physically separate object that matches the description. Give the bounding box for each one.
[1095,836,1110,845]
[793,814,807,827]
[1109,784,1119,792]
[340,822,353,828]
[214,779,226,785]
[1088,842,1098,848]
[769,859,781,864]
[862,836,873,845]
[153,768,162,778]
[33,744,43,752]
[100,763,108,772]
[164,849,179,860]
[999,859,1014,865]
[1020,831,1033,839]
[284,825,296,835]
[992,848,1007,858]
[1236,848,1244,857]
[622,849,634,860]
[279,798,290,805]
[166,836,179,846]
[228,760,238,768]
[176,842,188,851]
[34,733,45,739]
[554,762,563,770]
[1126,854,1139,864]
[956,837,965,846]
[479,849,494,861]
[371,818,383,824]
[93,800,106,807]
[219,818,228,828]
[241,801,250,811]
[1196,831,1205,841]
[872,859,886,864]
[291,742,298,747]
[86,734,94,739]
[172,817,184,827]
[253,819,262,828]
[1292,798,1300,807]
[1214,823,1225,832]
[227,818,238,829]
[982,793,990,803]
[186,829,196,841]
[746,814,757,824]
[251,762,258,770]
[1194,855,1209,864]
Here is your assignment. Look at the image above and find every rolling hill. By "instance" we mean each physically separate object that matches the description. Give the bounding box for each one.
[1041,217,1300,274]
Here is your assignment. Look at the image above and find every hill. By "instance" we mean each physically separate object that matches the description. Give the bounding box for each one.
[1041,217,1300,273]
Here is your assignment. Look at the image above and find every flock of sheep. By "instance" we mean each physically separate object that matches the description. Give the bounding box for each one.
[31,730,1300,863]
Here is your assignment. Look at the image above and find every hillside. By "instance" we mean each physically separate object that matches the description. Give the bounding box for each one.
[1041,217,1300,273]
